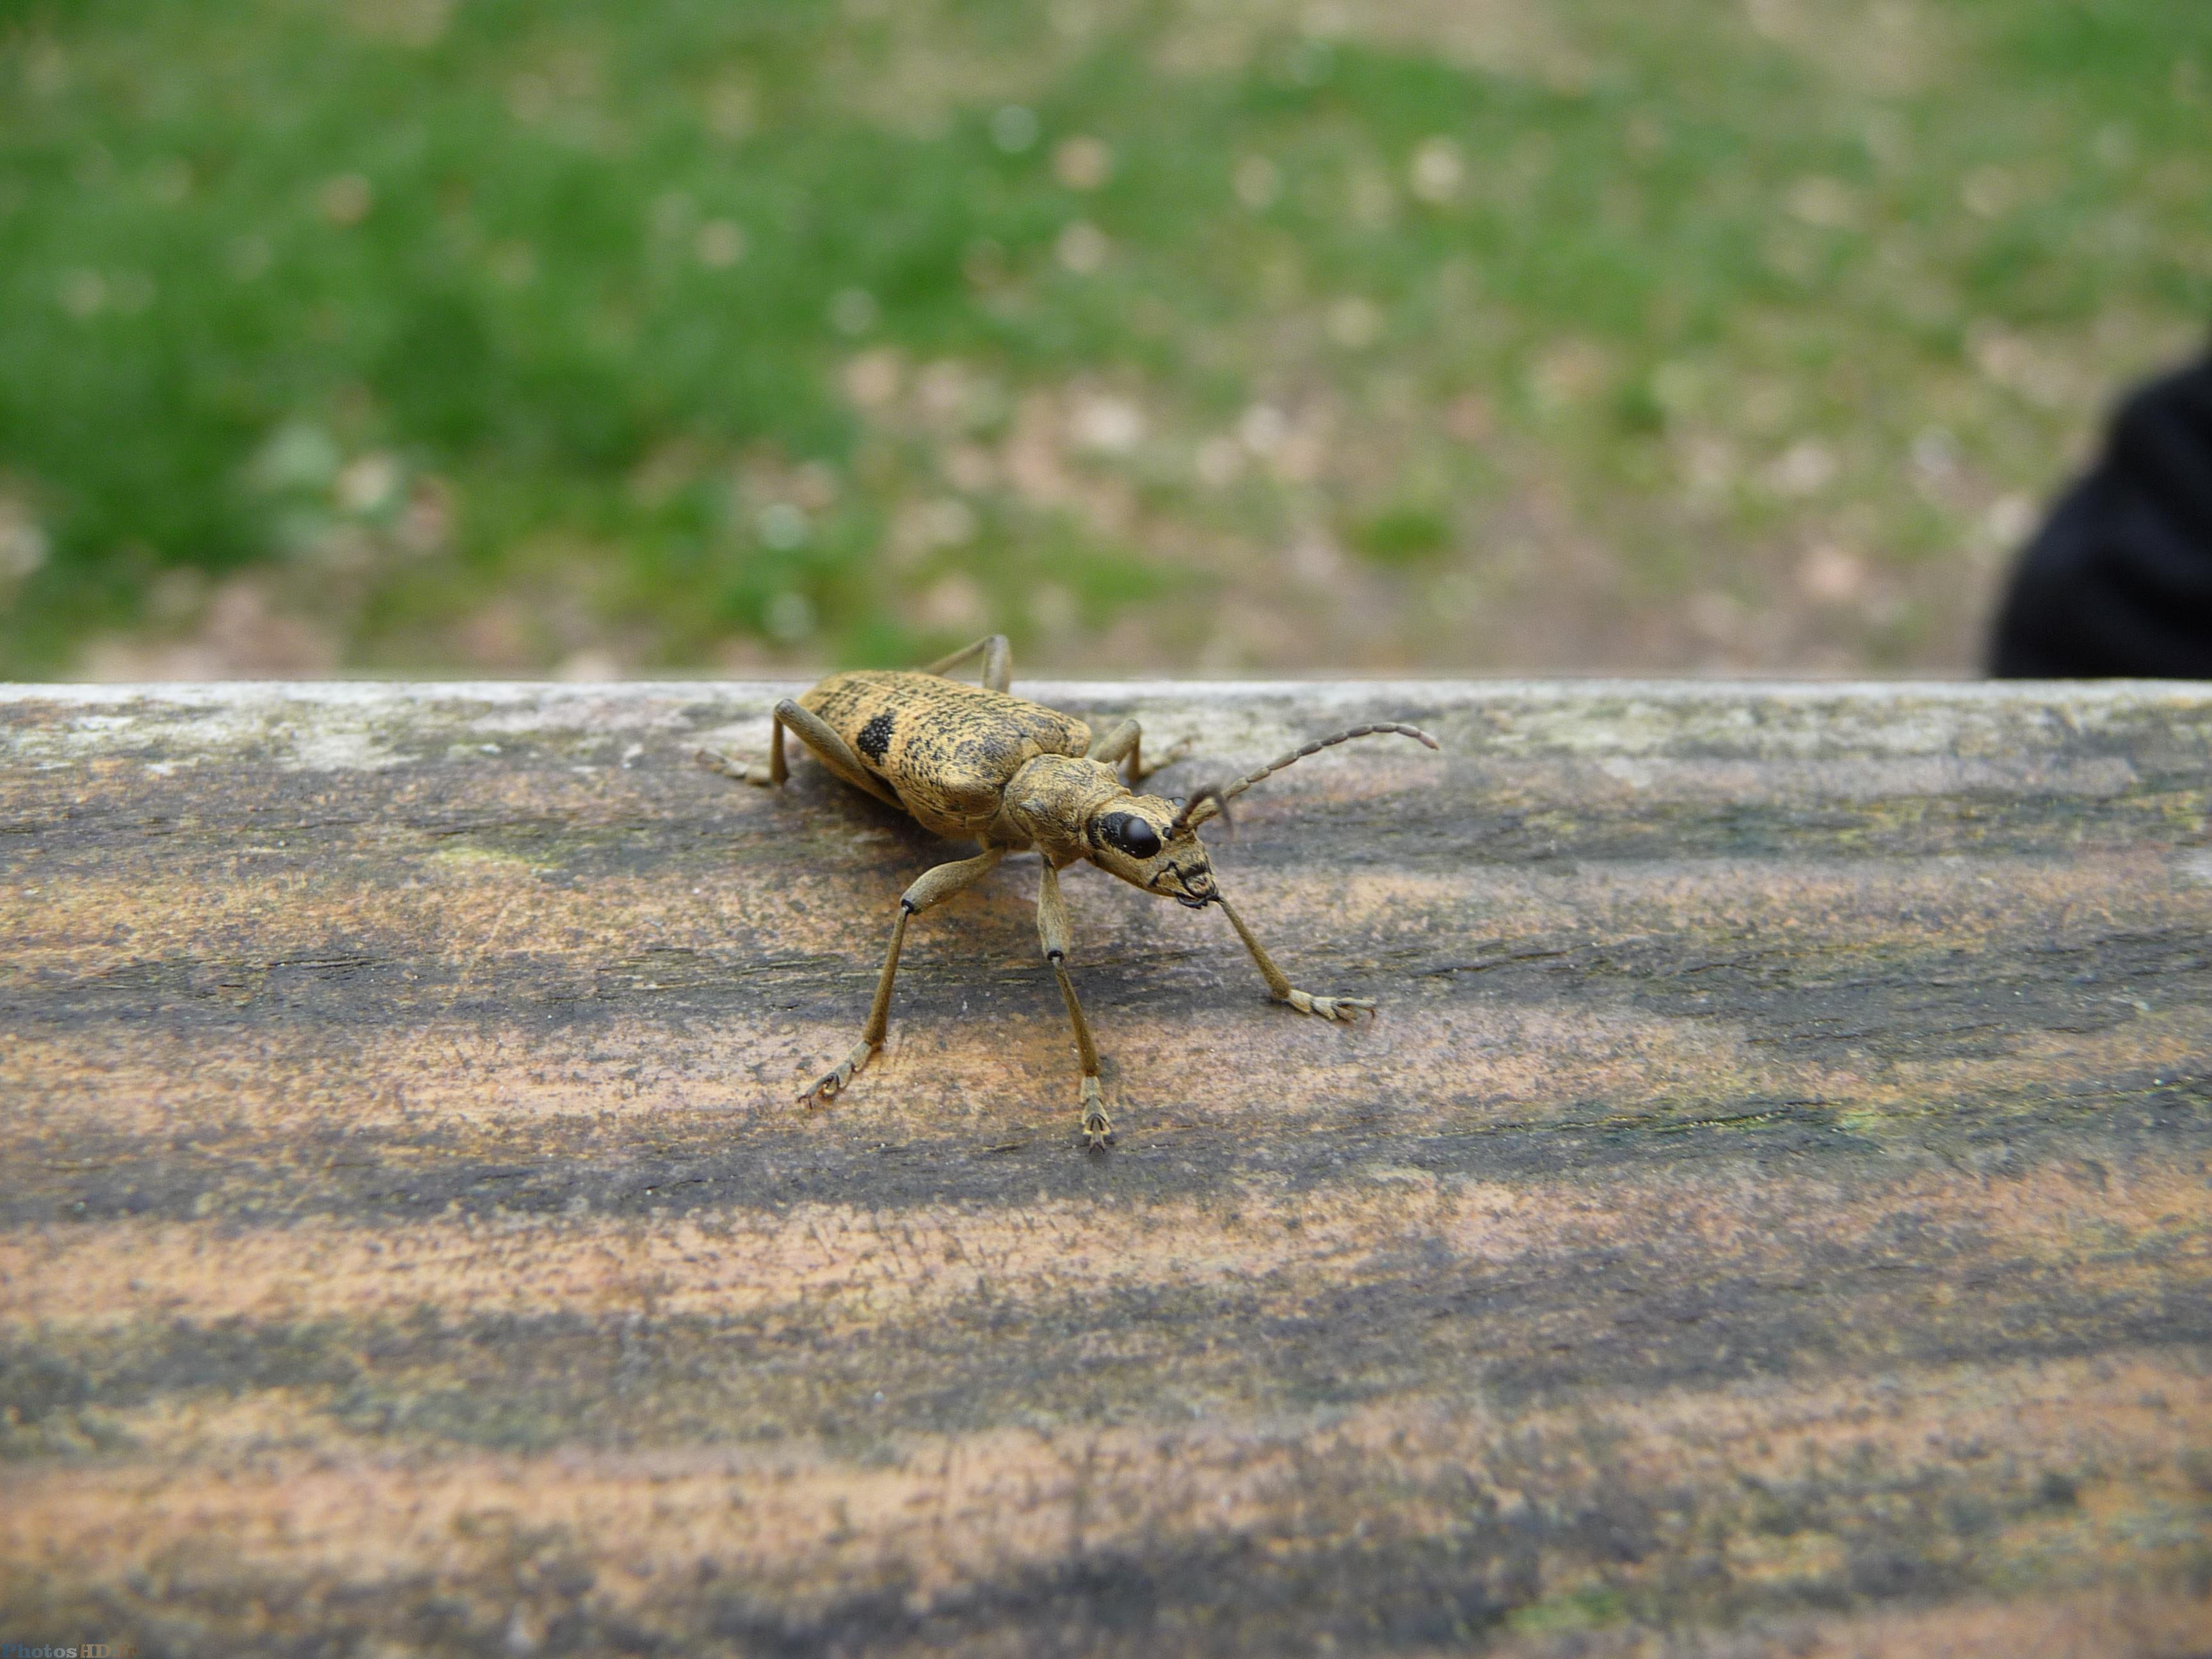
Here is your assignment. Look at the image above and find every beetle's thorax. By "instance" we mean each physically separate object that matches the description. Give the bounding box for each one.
[997,755,1125,862]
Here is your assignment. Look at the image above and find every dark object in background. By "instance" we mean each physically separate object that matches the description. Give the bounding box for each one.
[1991,351,2212,678]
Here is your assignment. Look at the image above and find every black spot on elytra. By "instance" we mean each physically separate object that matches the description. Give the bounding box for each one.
[856,712,895,765]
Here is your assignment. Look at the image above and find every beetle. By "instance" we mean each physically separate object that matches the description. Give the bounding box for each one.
[698,634,1438,1149]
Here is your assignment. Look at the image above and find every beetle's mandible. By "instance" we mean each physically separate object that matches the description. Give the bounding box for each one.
[698,635,1439,1149]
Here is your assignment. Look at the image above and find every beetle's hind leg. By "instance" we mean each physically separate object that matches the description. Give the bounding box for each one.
[922,634,1011,693]
[1214,893,1375,1023]
[802,846,1006,1108]
[699,700,902,809]
[697,707,789,788]
[1086,718,1194,790]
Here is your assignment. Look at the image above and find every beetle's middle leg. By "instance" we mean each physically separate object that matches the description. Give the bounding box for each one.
[1036,861,1115,1150]
[1086,719,1193,789]
[923,634,1011,693]
[1213,892,1375,1023]
[803,845,1006,1108]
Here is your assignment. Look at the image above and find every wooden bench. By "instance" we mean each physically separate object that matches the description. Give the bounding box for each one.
[4,680,2209,1656]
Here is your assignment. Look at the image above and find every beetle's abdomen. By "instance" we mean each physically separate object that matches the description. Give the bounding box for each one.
[799,672,1091,837]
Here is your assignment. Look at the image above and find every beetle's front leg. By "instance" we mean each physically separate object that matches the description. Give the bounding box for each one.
[1213,893,1375,1023]
[1036,862,1114,1149]
[803,846,1004,1107]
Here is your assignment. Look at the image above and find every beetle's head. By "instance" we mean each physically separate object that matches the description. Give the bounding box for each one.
[1082,796,1217,908]
[1075,723,1439,906]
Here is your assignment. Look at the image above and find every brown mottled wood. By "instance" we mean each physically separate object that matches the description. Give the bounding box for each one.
[3,680,2210,1658]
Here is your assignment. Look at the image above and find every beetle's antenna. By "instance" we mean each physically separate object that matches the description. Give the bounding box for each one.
[1171,723,1439,834]
[1172,784,1232,838]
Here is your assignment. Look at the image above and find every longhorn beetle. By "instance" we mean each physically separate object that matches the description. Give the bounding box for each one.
[698,634,1438,1149]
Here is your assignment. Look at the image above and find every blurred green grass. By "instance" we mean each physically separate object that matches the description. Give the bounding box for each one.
[1,0,2206,678]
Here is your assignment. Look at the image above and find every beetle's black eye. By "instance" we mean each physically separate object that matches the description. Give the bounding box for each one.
[1101,813,1162,860]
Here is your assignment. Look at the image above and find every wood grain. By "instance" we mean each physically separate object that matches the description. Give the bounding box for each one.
[3,680,2209,1658]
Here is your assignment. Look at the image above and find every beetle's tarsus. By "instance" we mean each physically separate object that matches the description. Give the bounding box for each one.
[1131,733,1196,788]
[1078,1076,1114,1150]
[1284,989,1375,1022]
[696,747,778,788]
[802,1039,877,1107]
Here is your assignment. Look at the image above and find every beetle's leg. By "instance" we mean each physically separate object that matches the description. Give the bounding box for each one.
[922,634,1012,693]
[773,700,907,807]
[696,705,791,788]
[804,846,1006,1108]
[1036,861,1114,1149]
[1086,718,1194,790]
[1213,892,1375,1023]
[698,698,904,809]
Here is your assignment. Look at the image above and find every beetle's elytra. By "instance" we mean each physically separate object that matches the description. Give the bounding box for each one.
[700,635,1438,1149]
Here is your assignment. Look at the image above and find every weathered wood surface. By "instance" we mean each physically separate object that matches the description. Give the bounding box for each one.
[3,679,2211,1658]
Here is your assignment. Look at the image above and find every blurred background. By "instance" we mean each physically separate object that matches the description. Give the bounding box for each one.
[1,0,2207,681]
